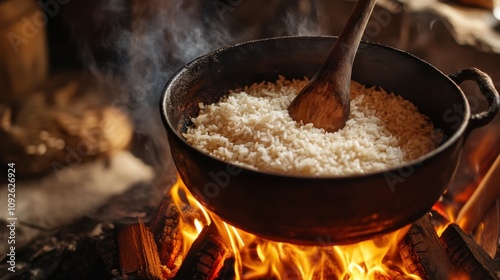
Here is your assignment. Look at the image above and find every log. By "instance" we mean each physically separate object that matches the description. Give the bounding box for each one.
[174,223,229,280]
[440,223,500,280]
[116,218,163,280]
[214,257,236,280]
[147,196,183,269]
[457,154,500,234]
[399,215,456,280]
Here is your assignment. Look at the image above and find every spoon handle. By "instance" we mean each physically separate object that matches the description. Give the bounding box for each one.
[324,0,378,71]
[287,0,378,133]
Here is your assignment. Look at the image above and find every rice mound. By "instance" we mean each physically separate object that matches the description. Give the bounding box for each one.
[183,77,441,176]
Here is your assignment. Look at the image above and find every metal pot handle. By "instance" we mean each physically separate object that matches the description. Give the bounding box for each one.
[448,68,499,129]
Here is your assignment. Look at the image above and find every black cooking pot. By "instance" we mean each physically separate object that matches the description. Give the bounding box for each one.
[160,36,499,245]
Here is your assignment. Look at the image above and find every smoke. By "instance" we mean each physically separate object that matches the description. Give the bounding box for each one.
[65,1,248,208]
[71,0,324,200]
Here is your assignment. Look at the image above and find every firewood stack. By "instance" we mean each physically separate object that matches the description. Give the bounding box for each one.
[400,215,500,279]
[116,197,500,280]
[116,192,232,280]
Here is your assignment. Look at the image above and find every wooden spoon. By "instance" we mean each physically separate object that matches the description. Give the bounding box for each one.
[288,0,378,132]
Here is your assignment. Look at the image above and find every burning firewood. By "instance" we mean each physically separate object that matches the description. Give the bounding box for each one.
[174,223,229,280]
[440,223,500,279]
[214,257,236,280]
[116,218,163,280]
[399,215,456,279]
[373,267,416,280]
[147,190,204,275]
[148,196,183,269]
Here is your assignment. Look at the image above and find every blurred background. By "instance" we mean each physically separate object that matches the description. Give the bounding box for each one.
[0,0,499,278]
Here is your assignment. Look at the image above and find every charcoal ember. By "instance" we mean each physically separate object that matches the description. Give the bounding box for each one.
[0,236,68,280]
[0,222,116,280]
[93,224,121,276]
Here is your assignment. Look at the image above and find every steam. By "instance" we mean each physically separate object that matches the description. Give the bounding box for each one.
[283,0,323,36]
[117,1,245,185]
[73,1,325,204]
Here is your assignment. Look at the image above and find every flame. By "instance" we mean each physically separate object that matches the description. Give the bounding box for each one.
[431,199,457,237]
[169,176,421,279]
[168,178,211,256]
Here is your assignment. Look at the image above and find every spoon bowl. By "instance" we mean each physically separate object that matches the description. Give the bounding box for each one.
[288,0,377,132]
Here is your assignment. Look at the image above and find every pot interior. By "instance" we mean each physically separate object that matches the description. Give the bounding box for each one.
[164,36,468,149]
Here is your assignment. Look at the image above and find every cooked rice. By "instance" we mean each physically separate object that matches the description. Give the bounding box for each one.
[183,76,441,176]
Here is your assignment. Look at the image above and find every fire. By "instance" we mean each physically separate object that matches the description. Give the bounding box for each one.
[431,199,457,237]
[168,178,212,256]
[170,176,421,279]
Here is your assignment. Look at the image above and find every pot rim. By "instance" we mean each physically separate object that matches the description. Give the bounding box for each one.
[160,35,471,180]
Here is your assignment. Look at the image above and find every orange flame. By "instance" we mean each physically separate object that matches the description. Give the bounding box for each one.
[170,177,421,280]
[431,199,458,237]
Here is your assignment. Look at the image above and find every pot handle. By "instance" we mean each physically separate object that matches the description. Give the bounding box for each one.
[448,68,499,129]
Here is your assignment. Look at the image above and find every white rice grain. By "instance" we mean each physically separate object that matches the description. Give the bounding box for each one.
[183,77,441,176]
